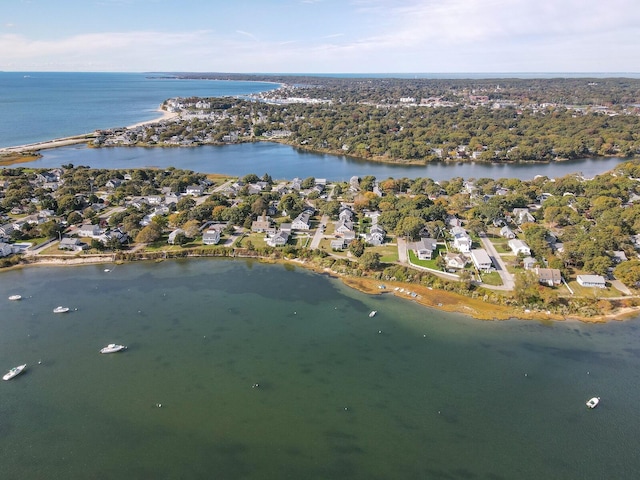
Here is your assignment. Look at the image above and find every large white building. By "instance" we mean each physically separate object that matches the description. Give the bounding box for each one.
[470,249,493,272]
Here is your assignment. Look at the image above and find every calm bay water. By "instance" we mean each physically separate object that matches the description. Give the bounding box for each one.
[0,72,277,148]
[25,143,627,181]
[2,260,640,479]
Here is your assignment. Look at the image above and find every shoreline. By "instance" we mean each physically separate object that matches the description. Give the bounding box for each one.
[0,107,178,155]
[11,253,640,325]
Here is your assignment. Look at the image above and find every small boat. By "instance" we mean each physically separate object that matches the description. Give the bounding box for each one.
[100,344,127,354]
[53,306,70,313]
[3,364,27,381]
[8,294,22,301]
[586,397,600,409]
[369,310,377,318]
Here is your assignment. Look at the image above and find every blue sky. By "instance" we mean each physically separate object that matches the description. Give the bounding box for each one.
[2,0,639,73]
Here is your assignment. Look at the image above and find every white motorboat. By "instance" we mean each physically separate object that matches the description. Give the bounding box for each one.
[100,344,127,354]
[586,397,600,409]
[53,306,70,313]
[369,310,377,318]
[8,294,22,301]
[3,364,27,381]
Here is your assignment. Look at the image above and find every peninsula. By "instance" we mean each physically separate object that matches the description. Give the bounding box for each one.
[2,161,640,323]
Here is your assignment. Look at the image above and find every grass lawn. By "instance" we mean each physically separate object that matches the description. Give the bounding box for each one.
[567,281,624,298]
[408,247,445,270]
[480,271,503,286]
[370,244,398,263]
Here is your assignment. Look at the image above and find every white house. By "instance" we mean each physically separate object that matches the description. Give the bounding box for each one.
[471,249,493,272]
[267,230,289,247]
[577,275,606,288]
[444,252,468,270]
[58,237,87,252]
[413,238,437,260]
[500,226,516,239]
[186,185,204,196]
[77,224,102,238]
[512,208,535,224]
[452,232,472,253]
[168,229,185,245]
[291,211,312,230]
[202,230,221,245]
[335,219,355,235]
[508,239,531,256]
[365,225,386,246]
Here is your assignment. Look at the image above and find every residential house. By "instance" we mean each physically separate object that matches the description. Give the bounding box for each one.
[105,179,123,189]
[536,268,562,287]
[365,224,386,246]
[146,195,164,205]
[251,215,274,233]
[522,256,537,270]
[331,238,347,250]
[292,211,312,231]
[335,218,355,236]
[266,230,289,247]
[500,226,516,239]
[451,227,472,253]
[58,237,87,252]
[508,239,531,256]
[577,274,606,288]
[168,229,185,245]
[0,242,13,257]
[512,208,535,224]
[0,223,15,237]
[364,210,381,225]
[413,238,437,260]
[471,249,493,272]
[444,252,468,270]
[349,176,360,192]
[77,224,102,238]
[342,231,356,244]
[186,185,204,196]
[612,251,628,264]
[338,206,355,222]
[202,230,221,245]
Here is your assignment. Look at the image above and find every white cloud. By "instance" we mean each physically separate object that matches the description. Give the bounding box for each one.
[1,0,639,72]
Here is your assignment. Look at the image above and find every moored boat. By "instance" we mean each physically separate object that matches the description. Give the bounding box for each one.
[586,397,600,409]
[53,306,70,313]
[369,310,377,317]
[3,364,27,381]
[8,294,22,301]
[100,344,127,354]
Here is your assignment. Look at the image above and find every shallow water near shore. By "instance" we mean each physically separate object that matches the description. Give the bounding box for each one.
[2,259,640,479]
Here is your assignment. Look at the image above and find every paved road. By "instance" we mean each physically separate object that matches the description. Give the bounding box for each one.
[478,232,515,291]
[309,215,329,250]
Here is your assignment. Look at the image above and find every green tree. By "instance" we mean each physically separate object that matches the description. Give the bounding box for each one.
[395,216,424,240]
[135,223,162,244]
[349,238,365,257]
[513,270,541,305]
[360,251,381,270]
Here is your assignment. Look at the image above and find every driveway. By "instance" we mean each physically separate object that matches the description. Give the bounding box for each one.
[478,232,515,291]
[309,215,329,250]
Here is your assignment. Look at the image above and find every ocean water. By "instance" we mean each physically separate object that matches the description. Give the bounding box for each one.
[0,72,277,148]
[2,259,640,479]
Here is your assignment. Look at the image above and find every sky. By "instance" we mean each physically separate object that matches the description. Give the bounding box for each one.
[2,0,640,73]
